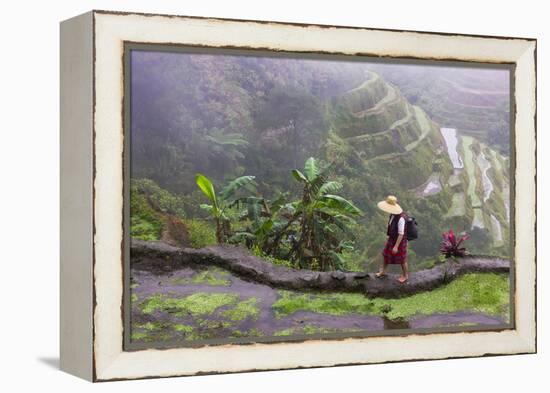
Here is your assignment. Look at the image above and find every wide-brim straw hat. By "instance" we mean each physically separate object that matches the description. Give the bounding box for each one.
[377,195,403,215]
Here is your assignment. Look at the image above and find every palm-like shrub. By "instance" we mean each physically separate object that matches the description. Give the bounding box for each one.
[195,173,256,243]
[229,192,290,252]
[288,157,362,270]
[196,158,362,271]
[440,229,470,258]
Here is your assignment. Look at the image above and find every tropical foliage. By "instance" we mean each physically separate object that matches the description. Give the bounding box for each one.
[440,229,470,258]
[195,173,257,243]
[194,157,362,271]
[129,53,510,271]
[286,157,362,270]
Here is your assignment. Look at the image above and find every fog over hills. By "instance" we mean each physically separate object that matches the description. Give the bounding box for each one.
[130,50,511,270]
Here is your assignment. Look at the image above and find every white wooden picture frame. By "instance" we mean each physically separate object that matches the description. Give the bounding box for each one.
[60,10,536,382]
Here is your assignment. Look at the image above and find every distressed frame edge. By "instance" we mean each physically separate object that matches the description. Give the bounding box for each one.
[122,42,517,352]
[59,11,95,381]
[90,11,537,381]
[91,8,538,42]
[512,40,537,354]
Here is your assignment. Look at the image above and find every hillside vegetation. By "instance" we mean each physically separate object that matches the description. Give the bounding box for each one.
[130,52,510,272]
[367,64,511,155]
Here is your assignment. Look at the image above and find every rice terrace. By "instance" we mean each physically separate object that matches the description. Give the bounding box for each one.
[127,49,512,347]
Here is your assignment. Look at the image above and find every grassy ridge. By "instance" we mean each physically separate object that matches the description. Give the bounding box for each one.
[273,273,509,321]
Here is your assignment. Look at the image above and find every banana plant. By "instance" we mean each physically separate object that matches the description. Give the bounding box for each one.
[195,173,256,243]
[204,129,249,166]
[230,192,295,255]
[290,157,362,270]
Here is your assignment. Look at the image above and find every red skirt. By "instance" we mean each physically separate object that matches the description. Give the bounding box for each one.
[382,236,408,265]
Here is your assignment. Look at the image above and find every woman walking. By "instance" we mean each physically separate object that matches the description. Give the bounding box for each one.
[375,195,409,283]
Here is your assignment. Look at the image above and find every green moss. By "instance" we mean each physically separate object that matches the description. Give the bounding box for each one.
[131,321,177,342]
[273,273,509,321]
[131,331,148,341]
[273,291,376,318]
[222,297,260,321]
[134,321,174,332]
[171,268,231,286]
[197,318,232,329]
[273,328,295,336]
[273,324,361,336]
[131,293,138,303]
[193,269,230,285]
[248,328,263,337]
[377,273,509,320]
[182,331,203,341]
[173,324,194,333]
[138,322,158,331]
[140,292,239,317]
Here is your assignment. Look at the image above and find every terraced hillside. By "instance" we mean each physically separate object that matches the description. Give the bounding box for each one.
[440,131,509,252]
[367,64,511,154]
[331,71,451,189]
[456,135,510,249]
[128,53,515,348]
[326,71,510,264]
[130,51,511,272]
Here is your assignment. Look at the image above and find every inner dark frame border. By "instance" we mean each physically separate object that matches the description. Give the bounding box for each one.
[122,41,517,352]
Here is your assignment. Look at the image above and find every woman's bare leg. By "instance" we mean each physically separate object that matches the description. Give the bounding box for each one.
[398,260,409,283]
[376,261,388,277]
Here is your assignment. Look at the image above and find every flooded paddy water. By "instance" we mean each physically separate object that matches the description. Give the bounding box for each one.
[129,264,509,345]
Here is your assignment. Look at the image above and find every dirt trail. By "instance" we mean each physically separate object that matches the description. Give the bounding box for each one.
[131,240,509,298]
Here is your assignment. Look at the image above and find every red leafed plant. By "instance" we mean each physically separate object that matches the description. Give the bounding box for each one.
[440,229,470,258]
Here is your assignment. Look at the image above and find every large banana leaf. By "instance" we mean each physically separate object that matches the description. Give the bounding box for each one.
[247,200,262,221]
[231,196,264,222]
[199,203,215,215]
[316,211,356,236]
[229,232,255,243]
[231,196,264,208]
[318,181,343,196]
[309,172,328,195]
[204,130,249,147]
[220,175,256,200]
[270,192,288,213]
[254,219,274,240]
[291,169,308,183]
[196,174,218,209]
[320,194,362,216]
[304,157,319,181]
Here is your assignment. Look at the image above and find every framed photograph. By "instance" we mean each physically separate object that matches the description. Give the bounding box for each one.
[60,10,537,381]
